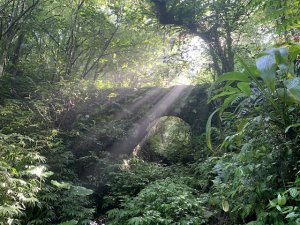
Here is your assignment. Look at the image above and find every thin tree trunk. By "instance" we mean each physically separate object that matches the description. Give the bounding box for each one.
[0,40,9,76]
[207,44,222,76]
[9,32,24,75]
[224,27,234,72]
[81,26,118,78]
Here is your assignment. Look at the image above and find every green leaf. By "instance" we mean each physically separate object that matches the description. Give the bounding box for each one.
[286,212,299,219]
[267,48,288,65]
[215,72,250,83]
[127,217,144,225]
[276,205,282,212]
[42,171,54,178]
[57,220,78,225]
[222,200,229,212]
[0,205,22,216]
[282,206,294,214]
[221,93,242,113]
[277,194,287,206]
[243,66,260,78]
[206,109,219,150]
[237,82,251,96]
[269,199,276,208]
[285,123,300,133]
[277,88,299,105]
[289,45,300,61]
[289,188,299,198]
[210,88,240,101]
[285,77,300,103]
[51,180,71,189]
[71,186,93,196]
[246,222,263,225]
[256,54,276,92]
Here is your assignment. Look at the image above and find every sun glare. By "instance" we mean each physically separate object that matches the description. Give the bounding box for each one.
[169,36,207,87]
[172,75,192,85]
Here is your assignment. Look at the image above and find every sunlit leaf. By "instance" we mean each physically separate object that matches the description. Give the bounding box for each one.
[256,54,276,92]
[222,200,229,212]
[286,212,299,219]
[71,186,93,196]
[28,166,46,178]
[285,123,300,133]
[285,77,300,103]
[289,45,300,60]
[43,171,54,178]
[51,180,71,189]
[0,205,22,216]
[269,200,276,208]
[277,194,286,206]
[276,205,282,211]
[215,72,250,83]
[289,188,299,198]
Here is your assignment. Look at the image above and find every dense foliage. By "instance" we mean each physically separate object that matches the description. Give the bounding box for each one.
[107,178,211,225]
[0,0,300,224]
[205,45,300,224]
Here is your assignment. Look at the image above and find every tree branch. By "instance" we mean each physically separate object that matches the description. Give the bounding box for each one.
[3,0,40,37]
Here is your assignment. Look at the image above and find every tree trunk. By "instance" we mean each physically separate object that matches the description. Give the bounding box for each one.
[200,29,234,76]
[149,0,241,76]
[0,41,9,76]
[9,32,25,75]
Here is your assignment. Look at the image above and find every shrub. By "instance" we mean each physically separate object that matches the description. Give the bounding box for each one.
[0,133,48,224]
[107,178,212,225]
[102,157,173,210]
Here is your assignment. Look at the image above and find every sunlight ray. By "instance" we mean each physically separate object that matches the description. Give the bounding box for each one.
[109,85,194,156]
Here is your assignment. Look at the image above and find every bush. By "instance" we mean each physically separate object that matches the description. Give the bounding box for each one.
[0,133,48,224]
[206,46,300,224]
[107,178,212,225]
[101,157,173,210]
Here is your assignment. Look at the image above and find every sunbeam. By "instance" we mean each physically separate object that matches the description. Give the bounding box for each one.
[109,84,194,156]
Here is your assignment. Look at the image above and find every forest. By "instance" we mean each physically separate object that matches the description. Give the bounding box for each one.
[0,0,300,224]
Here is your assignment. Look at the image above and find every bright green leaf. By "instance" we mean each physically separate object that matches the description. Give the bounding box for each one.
[51,180,71,189]
[277,194,287,206]
[215,72,250,83]
[237,82,251,96]
[206,109,219,150]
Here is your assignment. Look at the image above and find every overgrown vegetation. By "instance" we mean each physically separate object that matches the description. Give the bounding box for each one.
[1,0,300,224]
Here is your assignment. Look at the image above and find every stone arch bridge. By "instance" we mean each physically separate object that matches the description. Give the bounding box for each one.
[65,84,211,158]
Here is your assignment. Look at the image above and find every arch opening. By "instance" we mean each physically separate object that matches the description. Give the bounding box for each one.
[133,116,193,164]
